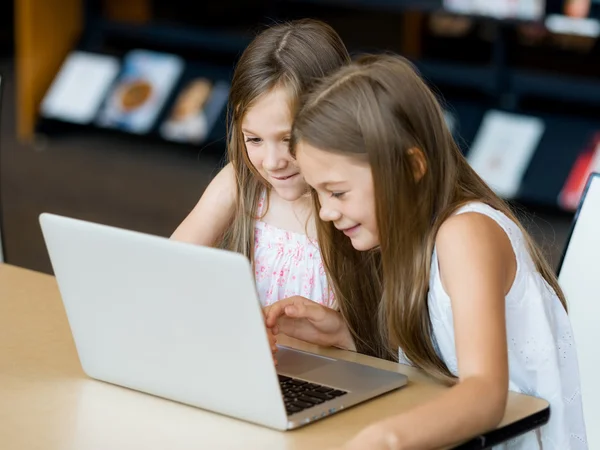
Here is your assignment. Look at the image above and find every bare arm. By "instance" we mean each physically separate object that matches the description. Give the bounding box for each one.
[171,163,237,247]
[342,213,515,450]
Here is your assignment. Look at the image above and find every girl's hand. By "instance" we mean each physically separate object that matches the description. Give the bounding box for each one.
[266,325,278,365]
[263,296,356,351]
[262,309,278,365]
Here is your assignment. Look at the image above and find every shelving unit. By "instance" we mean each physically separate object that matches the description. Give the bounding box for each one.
[510,70,600,106]
[14,0,600,212]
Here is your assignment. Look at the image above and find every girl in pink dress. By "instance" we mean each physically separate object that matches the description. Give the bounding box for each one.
[172,19,348,307]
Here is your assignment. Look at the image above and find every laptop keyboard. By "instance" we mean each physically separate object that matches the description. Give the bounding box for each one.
[278,375,347,415]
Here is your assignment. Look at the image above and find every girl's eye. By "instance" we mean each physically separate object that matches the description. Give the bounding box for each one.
[283,137,291,143]
[245,137,262,144]
[331,192,346,199]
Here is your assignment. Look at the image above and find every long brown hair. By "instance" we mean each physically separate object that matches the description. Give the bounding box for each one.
[292,54,567,384]
[220,19,350,265]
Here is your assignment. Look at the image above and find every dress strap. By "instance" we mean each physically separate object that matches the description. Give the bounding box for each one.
[256,189,267,218]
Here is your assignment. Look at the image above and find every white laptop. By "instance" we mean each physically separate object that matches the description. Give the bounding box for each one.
[557,172,600,448]
[0,75,4,263]
[39,213,407,430]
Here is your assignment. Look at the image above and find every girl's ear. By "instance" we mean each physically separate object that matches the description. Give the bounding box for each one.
[407,147,427,182]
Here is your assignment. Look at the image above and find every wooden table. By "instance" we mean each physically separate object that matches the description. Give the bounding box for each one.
[0,264,549,449]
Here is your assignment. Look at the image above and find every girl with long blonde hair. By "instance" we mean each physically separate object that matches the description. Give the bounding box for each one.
[266,54,586,449]
[172,19,350,308]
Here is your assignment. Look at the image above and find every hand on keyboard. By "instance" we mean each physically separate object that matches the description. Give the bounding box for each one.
[263,296,356,351]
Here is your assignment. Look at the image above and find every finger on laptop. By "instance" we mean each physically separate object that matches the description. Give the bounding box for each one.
[267,326,278,352]
[264,299,292,328]
[282,299,327,323]
[264,296,308,328]
[265,296,328,331]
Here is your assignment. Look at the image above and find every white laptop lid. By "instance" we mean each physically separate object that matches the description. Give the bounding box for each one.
[39,213,287,430]
[0,75,4,263]
[557,172,600,446]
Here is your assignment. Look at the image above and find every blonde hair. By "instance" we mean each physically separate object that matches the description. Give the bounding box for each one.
[292,54,567,384]
[218,19,350,265]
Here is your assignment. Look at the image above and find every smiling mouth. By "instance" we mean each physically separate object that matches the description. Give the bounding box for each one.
[340,225,360,236]
[272,174,299,181]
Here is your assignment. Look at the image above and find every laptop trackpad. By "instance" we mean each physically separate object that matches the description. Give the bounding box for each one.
[276,346,335,375]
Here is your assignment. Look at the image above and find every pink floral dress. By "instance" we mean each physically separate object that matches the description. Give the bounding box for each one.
[253,191,335,308]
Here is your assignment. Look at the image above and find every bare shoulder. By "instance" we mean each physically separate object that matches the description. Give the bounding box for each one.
[436,210,516,295]
[215,162,235,184]
[170,162,238,245]
[436,211,511,254]
[208,162,237,202]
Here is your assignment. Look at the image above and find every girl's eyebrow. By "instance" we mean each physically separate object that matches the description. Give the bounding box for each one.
[314,180,346,189]
[241,127,291,136]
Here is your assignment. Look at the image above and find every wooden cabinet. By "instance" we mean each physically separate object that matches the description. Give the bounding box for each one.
[14,0,151,140]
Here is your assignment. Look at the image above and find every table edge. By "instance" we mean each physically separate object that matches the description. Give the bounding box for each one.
[455,405,550,449]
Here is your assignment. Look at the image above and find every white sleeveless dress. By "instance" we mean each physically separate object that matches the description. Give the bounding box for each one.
[400,202,587,449]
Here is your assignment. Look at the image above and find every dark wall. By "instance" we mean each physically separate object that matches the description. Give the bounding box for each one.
[0,0,14,57]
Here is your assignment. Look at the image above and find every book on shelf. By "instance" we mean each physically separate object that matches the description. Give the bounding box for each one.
[96,50,184,135]
[467,110,545,199]
[559,132,600,211]
[40,51,120,125]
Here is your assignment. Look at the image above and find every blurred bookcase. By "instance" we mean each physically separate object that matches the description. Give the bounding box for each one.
[14,0,600,212]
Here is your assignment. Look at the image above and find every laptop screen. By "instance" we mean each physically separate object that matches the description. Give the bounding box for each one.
[0,74,4,263]
[555,172,600,448]
[557,172,600,276]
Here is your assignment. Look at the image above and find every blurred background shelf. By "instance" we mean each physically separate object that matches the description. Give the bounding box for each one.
[7,0,600,270]
[89,20,252,56]
[416,60,498,93]
[510,69,600,106]
[280,0,442,13]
